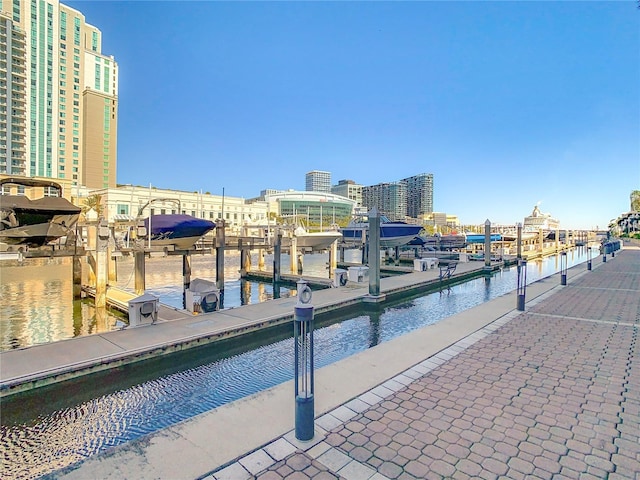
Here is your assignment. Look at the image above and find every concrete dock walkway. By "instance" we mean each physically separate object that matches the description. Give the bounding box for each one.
[53,246,639,479]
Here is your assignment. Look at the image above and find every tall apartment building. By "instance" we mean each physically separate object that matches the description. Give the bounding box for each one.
[362,181,407,221]
[402,173,433,218]
[331,179,362,206]
[305,170,331,193]
[0,0,118,190]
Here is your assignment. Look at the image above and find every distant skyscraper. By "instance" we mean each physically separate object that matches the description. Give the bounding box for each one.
[403,173,434,218]
[305,170,331,193]
[362,181,407,221]
[0,0,118,189]
[331,179,362,206]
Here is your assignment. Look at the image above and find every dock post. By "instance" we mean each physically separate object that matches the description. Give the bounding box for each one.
[517,222,522,260]
[107,226,117,282]
[329,240,337,278]
[290,236,298,274]
[134,250,146,295]
[274,229,282,283]
[258,248,265,271]
[555,228,559,252]
[86,224,97,287]
[243,241,252,274]
[560,251,567,285]
[216,220,226,306]
[107,248,117,283]
[95,218,109,308]
[538,228,544,252]
[484,219,491,270]
[368,207,381,298]
[394,246,400,266]
[239,239,247,276]
[183,252,191,309]
[297,250,304,275]
[339,244,345,263]
[133,219,146,295]
[587,247,592,271]
[361,231,369,264]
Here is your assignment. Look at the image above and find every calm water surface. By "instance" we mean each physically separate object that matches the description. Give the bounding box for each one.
[0,249,593,479]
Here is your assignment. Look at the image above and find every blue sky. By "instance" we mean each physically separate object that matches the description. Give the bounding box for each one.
[67,0,639,230]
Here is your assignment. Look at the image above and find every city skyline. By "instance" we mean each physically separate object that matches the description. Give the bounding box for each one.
[63,1,638,229]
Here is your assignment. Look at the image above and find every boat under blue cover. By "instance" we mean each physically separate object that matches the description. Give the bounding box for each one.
[143,214,215,249]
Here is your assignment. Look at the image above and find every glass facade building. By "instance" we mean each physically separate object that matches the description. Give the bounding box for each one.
[0,0,118,189]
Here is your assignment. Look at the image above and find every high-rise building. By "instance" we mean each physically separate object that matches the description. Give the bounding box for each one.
[362,181,407,221]
[331,179,362,206]
[305,170,331,193]
[402,173,434,218]
[0,0,118,189]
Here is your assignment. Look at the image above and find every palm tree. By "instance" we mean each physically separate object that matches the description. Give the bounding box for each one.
[83,194,104,217]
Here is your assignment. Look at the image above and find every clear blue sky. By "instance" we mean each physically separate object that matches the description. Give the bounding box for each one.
[67,0,639,230]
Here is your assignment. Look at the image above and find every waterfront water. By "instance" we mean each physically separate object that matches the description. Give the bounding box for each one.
[0,249,591,480]
[0,258,126,351]
[0,249,359,351]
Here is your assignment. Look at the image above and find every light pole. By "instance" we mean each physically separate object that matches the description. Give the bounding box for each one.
[294,280,315,441]
[560,251,567,285]
[517,258,527,311]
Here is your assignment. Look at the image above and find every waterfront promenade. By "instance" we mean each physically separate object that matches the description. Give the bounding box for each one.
[53,244,639,479]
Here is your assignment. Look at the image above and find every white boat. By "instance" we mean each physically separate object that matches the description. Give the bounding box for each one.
[341,215,424,248]
[293,225,342,251]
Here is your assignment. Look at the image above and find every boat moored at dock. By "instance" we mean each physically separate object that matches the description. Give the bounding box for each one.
[0,177,81,247]
[140,214,216,250]
[341,214,424,248]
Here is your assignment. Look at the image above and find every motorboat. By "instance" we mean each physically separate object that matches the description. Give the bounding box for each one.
[341,214,424,248]
[410,233,467,250]
[0,177,81,247]
[141,214,216,250]
[293,225,342,251]
[126,198,216,250]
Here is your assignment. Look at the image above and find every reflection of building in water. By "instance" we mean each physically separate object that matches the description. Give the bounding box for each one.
[0,258,121,350]
[523,205,560,230]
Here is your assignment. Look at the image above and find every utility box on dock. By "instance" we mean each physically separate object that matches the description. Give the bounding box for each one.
[413,258,429,271]
[348,266,369,283]
[186,278,220,313]
[128,293,159,327]
[333,268,348,287]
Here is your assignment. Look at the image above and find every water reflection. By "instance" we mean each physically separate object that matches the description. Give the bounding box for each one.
[0,258,127,351]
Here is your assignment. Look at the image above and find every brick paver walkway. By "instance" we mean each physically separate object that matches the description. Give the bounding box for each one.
[209,248,639,480]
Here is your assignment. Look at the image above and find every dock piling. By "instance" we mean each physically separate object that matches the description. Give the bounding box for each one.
[96,219,109,308]
[368,207,381,298]
[484,219,491,270]
[183,252,191,308]
[290,237,297,274]
[134,250,145,295]
[273,230,282,283]
[216,220,226,306]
